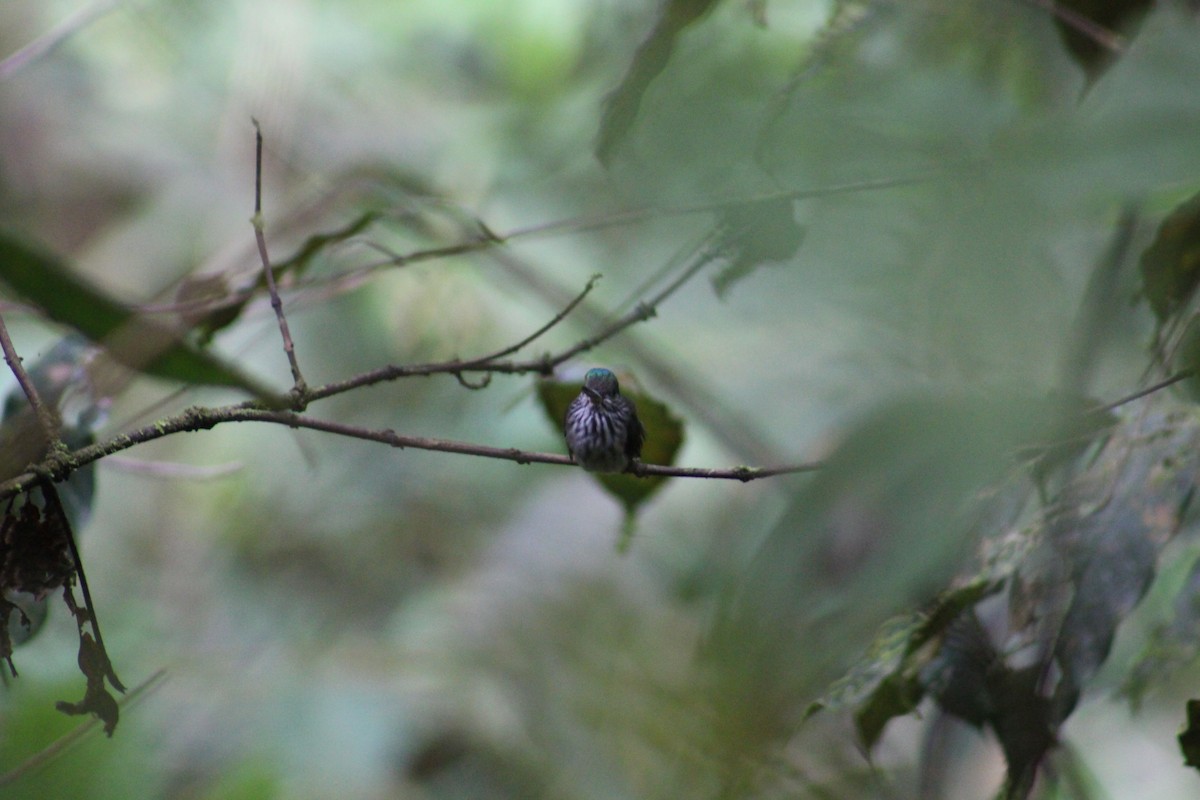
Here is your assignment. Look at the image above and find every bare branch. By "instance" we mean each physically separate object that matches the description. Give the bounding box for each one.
[102,457,244,480]
[0,403,818,502]
[134,174,932,325]
[251,120,307,401]
[1098,371,1194,413]
[0,316,60,446]
[630,461,821,481]
[302,273,605,402]
[533,242,719,371]
[0,0,120,82]
[472,273,602,363]
[1016,0,1127,55]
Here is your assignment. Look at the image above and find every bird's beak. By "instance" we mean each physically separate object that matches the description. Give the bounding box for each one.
[582,386,602,404]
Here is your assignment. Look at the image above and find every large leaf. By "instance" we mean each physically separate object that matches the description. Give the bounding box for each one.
[594,0,721,166]
[710,197,807,298]
[805,579,996,749]
[794,404,1200,798]
[705,392,1083,752]
[0,233,279,400]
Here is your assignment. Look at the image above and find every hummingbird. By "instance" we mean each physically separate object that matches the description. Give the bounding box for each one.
[564,368,645,473]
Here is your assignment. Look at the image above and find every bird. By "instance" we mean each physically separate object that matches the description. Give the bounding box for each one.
[564,368,644,473]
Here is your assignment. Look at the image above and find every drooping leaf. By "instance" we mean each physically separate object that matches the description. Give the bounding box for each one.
[0,232,280,401]
[537,376,684,517]
[1139,189,1200,324]
[594,0,721,166]
[1051,0,1154,82]
[1180,699,1200,770]
[1012,410,1200,724]
[707,393,1077,754]
[1123,551,1200,707]
[805,579,996,749]
[710,197,806,298]
[54,633,120,737]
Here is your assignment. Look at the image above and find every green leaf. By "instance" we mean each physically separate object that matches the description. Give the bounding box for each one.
[537,376,685,517]
[0,232,280,401]
[1180,699,1200,769]
[805,580,995,749]
[1123,551,1200,707]
[1051,0,1154,82]
[710,197,807,298]
[1140,189,1200,324]
[594,0,721,166]
[706,392,1083,747]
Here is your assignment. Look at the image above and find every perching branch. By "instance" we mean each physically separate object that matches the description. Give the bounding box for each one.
[0,403,820,502]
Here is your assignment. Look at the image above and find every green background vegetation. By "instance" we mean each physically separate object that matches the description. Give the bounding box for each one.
[2,1,1200,798]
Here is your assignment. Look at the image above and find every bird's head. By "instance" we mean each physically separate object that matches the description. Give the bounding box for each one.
[581,368,620,403]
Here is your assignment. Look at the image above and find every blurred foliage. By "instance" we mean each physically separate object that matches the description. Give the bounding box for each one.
[0,233,279,401]
[1,1,1200,799]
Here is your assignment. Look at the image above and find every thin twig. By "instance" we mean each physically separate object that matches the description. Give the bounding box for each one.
[135,172,936,322]
[0,668,167,789]
[303,273,609,402]
[251,120,307,400]
[457,173,934,250]
[302,243,719,403]
[0,0,120,81]
[0,315,60,446]
[469,274,602,363]
[1097,370,1194,413]
[101,456,244,480]
[0,362,1189,503]
[539,240,720,369]
[1016,0,1126,54]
